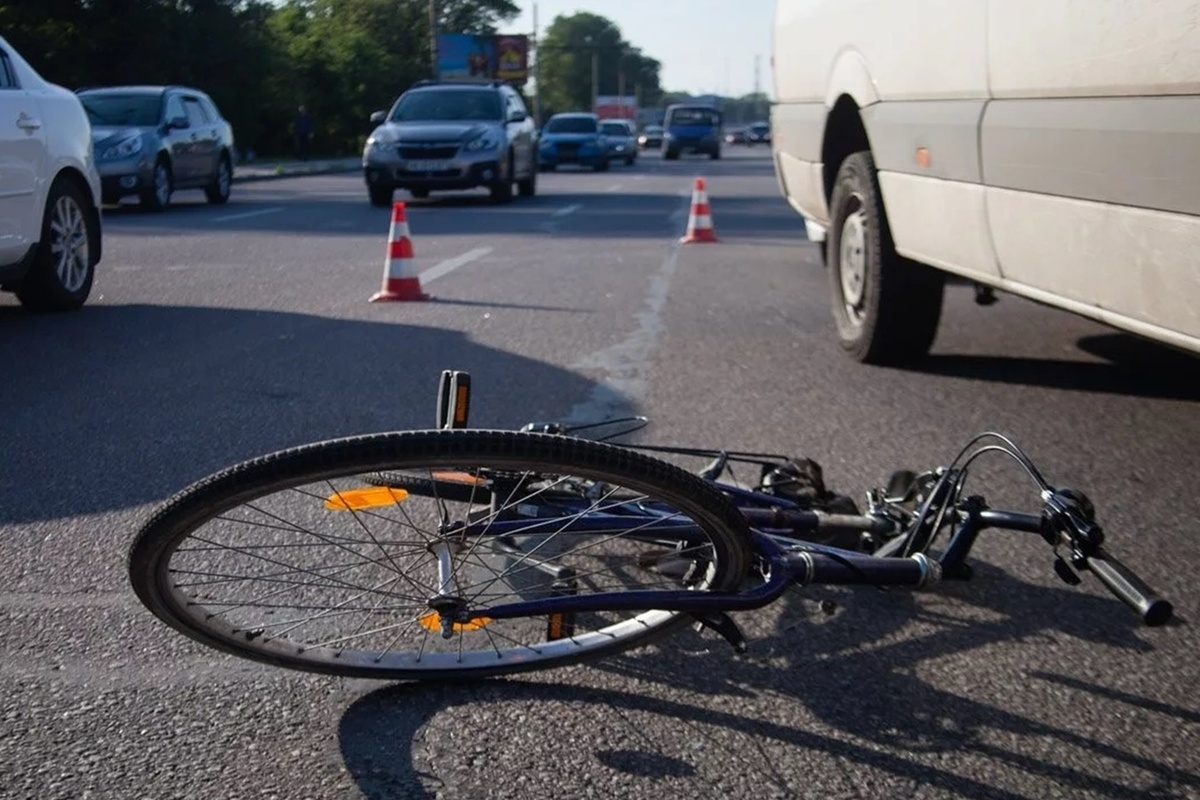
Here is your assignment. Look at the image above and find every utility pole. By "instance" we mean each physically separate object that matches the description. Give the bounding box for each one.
[429,0,439,80]
[532,1,540,126]
[753,54,762,120]
[591,48,599,114]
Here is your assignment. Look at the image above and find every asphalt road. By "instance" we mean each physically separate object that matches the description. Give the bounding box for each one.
[1,148,1197,799]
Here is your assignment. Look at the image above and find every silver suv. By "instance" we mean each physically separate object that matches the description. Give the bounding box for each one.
[363,80,537,205]
[77,85,235,211]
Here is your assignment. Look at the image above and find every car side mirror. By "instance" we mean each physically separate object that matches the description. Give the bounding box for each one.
[508,110,527,123]
[167,116,189,130]
[370,110,386,124]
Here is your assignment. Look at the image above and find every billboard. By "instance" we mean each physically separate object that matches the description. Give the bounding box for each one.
[594,95,637,120]
[436,34,528,84]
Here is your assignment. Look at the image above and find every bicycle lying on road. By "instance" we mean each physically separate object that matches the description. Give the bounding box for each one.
[128,370,1173,681]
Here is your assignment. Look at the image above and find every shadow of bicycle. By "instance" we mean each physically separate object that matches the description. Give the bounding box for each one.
[335,561,1193,799]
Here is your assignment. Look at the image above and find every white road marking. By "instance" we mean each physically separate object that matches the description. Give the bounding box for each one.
[420,246,493,284]
[212,206,284,222]
[565,237,684,422]
[552,204,582,217]
[605,184,624,192]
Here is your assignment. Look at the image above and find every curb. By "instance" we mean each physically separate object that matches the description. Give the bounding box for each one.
[232,159,361,183]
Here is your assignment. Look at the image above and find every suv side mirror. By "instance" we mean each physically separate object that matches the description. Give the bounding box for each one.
[370,110,386,125]
[167,116,189,130]
[508,110,527,123]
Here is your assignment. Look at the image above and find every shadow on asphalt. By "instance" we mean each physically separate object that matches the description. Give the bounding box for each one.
[0,303,611,524]
[912,332,1200,401]
[336,561,1190,798]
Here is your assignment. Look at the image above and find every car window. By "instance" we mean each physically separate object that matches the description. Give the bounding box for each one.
[391,89,502,122]
[669,108,721,126]
[545,116,597,134]
[81,93,162,126]
[200,96,224,122]
[508,91,528,116]
[164,95,185,123]
[183,98,209,127]
[600,122,629,136]
[0,53,17,89]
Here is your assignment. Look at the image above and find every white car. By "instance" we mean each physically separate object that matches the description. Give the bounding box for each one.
[771,1,1200,364]
[0,34,102,311]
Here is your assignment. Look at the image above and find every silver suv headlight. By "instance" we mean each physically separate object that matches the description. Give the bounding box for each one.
[465,130,500,152]
[101,133,143,160]
[366,129,399,153]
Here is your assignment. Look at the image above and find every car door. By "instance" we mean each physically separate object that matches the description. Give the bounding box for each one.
[505,90,533,176]
[160,92,197,183]
[182,95,219,185]
[0,47,45,266]
[982,0,1200,345]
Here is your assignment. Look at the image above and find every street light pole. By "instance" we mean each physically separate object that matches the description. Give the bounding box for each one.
[429,0,439,80]
[591,48,598,113]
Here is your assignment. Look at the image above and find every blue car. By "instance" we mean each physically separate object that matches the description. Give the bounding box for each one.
[538,113,609,171]
[663,104,722,160]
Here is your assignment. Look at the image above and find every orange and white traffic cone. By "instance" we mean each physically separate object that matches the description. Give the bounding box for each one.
[680,177,718,244]
[370,201,430,302]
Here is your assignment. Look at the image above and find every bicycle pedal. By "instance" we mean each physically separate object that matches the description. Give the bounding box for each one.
[689,612,748,654]
[436,370,471,430]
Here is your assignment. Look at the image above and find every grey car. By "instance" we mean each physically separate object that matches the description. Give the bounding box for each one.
[78,85,235,211]
[363,80,537,205]
[600,119,637,166]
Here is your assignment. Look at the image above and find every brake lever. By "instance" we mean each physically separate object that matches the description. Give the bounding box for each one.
[1041,488,1104,584]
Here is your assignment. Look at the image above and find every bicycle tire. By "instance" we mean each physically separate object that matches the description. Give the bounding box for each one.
[128,429,753,681]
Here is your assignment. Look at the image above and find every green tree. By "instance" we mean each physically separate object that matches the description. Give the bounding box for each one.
[535,12,661,118]
[437,0,519,35]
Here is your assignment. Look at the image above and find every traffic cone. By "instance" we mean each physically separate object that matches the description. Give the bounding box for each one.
[680,177,718,244]
[370,201,430,302]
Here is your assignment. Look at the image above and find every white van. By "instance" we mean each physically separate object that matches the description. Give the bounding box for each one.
[770,0,1200,364]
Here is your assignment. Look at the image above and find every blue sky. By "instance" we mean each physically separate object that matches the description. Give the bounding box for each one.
[503,1,777,98]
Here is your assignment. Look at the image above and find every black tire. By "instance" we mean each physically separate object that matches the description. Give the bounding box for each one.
[409,188,430,200]
[128,430,751,681]
[625,155,635,166]
[15,177,98,312]
[489,153,515,203]
[663,149,679,161]
[827,151,945,365]
[517,164,537,197]
[140,157,172,211]
[369,184,394,207]
[204,154,232,204]
[711,148,721,160]
[594,159,610,172]
[540,163,556,172]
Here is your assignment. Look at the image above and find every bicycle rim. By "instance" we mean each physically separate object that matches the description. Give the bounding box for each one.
[128,430,752,681]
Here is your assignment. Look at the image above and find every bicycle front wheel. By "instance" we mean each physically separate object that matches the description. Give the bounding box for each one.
[128,430,753,681]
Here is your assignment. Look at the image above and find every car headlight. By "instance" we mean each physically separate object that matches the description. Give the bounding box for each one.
[366,130,399,152]
[101,133,143,160]
[465,131,499,151]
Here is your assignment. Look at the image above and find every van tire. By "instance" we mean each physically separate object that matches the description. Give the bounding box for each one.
[826,151,944,365]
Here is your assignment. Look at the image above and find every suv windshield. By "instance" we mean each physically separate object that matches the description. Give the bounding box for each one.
[669,108,720,127]
[546,117,597,134]
[390,90,502,122]
[600,122,630,136]
[80,94,161,126]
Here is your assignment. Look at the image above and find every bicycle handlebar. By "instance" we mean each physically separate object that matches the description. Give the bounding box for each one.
[1083,548,1173,626]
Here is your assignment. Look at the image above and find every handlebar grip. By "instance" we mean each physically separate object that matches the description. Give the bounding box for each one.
[1085,550,1173,626]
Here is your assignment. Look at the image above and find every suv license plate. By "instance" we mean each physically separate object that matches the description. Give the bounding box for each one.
[407,160,449,172]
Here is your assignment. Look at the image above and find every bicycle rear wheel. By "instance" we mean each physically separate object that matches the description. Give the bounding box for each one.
[128,430,753,681]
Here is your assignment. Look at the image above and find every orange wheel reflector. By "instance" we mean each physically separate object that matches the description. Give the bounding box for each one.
[430,470,486,486]
[417,611,492,632]
[324,486,409,511]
